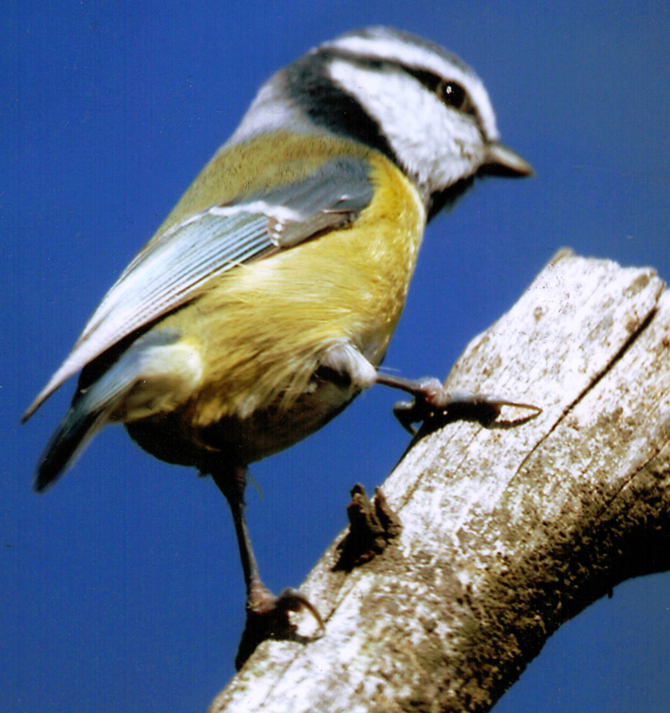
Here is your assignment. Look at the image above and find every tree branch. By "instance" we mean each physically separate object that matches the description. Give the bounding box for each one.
[209,251,670,713]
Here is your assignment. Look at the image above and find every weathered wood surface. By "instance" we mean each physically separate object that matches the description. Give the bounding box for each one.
[209,251,670,713]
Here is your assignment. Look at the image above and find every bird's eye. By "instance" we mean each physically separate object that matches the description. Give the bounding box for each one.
[437,81,468,110]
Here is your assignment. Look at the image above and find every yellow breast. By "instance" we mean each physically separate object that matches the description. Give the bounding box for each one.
[158,134,426,439]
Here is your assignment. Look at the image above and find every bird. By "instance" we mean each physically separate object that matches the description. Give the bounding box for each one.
[23,26,533,666]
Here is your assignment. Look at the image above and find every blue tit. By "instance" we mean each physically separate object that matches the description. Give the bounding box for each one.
[23,26,532,665]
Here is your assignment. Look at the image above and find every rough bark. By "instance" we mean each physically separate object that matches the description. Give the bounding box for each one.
[209,251,670,713]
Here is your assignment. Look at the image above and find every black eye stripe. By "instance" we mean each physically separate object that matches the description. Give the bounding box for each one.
[317,50,475,116]
[403,67,442,93]
[404,68,473,115]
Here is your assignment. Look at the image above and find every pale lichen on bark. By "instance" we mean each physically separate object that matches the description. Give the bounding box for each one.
[209,252,670,713]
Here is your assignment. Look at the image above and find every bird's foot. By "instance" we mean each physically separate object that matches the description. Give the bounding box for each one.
[381,376,541,434]
[335,484,402,571]
[235,579,325,669]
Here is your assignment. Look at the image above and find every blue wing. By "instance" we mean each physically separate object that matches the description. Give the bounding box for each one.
[24,156,373,420]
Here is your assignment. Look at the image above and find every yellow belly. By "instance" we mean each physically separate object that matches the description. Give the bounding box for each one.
[130,137,426,467]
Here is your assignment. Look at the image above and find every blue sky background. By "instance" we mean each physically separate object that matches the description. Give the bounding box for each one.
[3,2,670,711]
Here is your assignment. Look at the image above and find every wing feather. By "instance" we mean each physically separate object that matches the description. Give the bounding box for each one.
[23,156,372,420]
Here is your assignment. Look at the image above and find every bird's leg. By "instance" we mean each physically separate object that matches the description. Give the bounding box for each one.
[374,372,542,434]
[210,464,324,669]
[215,464,274,611]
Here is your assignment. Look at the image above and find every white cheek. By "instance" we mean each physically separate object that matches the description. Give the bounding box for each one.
[418,94,484,187]
[328,59,484,196]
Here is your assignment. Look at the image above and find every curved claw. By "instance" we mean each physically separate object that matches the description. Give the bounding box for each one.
[273,587,326,641]
[387,380,542,433]
[446,391,543,414]
[236,587,324,670]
